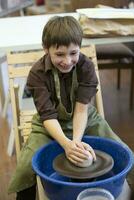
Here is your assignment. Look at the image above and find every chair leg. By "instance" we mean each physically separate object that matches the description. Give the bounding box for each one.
[7,125,15,156]
[36,176,48,200]
[2,90,10,118]
[117,67,121,90]
[130,68,134,109]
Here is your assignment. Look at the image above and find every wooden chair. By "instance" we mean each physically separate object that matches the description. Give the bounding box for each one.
[7,50,48,200]
[7,45,104,200]
[7,50,44,156]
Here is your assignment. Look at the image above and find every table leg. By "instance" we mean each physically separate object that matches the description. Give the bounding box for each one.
[7,125,14,156]
[0,53,7,109]
[0,62,5,108]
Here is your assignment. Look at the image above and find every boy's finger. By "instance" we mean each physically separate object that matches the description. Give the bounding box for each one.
[82,142,96,161]
[71,150,89,159]
[68,154,85,163]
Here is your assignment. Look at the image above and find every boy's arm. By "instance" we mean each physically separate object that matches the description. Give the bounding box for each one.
[73,101,89,142]
[43,119,70,148]
[43,119,89,164]
[72,101,96,160]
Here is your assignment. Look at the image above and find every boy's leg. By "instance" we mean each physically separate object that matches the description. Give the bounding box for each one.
[16,184,36,200]
[8,114,52,196]
[85,105,134,189]
[85,105,123,142]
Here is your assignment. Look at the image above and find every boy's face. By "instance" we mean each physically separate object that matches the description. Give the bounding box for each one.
[46,43,80,73]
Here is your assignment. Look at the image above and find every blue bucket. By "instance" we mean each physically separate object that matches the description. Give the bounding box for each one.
[32,136,133,200]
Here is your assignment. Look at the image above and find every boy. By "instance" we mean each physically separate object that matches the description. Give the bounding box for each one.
[8,16,132,200]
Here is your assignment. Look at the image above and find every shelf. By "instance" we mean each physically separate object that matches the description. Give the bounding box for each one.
[0,0,33,17]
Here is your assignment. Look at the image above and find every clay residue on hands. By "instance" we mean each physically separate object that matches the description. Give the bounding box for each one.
[73,150,93,168]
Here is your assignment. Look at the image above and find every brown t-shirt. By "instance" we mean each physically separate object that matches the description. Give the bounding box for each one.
[27,52,98,122]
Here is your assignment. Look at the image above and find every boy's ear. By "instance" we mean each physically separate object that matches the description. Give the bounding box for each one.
[42,44,49,54]
[44,48,49,54]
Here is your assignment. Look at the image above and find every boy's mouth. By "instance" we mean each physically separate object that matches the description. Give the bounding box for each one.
[58,65,73,73]
[59,64,73,69]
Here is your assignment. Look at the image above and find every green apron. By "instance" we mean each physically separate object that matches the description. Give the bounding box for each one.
[8,67,132,193]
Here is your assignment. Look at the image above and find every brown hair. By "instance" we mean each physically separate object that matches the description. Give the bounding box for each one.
[42,16,83,48]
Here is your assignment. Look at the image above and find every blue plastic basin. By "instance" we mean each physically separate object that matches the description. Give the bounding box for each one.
[32,136,133,200]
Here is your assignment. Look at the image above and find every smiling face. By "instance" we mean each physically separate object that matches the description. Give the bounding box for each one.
[46,43,80,73]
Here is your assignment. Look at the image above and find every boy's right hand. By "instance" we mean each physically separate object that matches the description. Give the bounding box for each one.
[63,140,95,165]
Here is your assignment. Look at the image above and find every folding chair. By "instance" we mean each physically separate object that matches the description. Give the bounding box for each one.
[7,45,104,200]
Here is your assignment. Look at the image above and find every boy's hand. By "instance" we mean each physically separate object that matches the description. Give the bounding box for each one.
[81,141,96,161]
[63,140,96,165]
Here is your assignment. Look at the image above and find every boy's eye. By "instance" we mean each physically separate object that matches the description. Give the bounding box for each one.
[55,51,78,57]
[56,54,64,57]
[71,52,77,55]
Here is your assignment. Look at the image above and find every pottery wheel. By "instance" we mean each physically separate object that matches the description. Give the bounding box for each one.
[53,150,114,179]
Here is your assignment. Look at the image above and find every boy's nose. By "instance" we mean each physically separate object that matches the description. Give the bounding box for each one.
[63,56,71,65]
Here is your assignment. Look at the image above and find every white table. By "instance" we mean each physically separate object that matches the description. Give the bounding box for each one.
[0,12,134,106]
[0,13,78,53]
[0,12,134,52]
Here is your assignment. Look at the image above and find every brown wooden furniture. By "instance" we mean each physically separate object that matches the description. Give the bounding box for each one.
[7,45,104,199]
[96,43,134,109]
[7,50,48,200]
[70,0,130,11]
[26,0,71,15]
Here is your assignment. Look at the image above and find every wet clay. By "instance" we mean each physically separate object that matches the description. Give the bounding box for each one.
[74,150,93,168]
